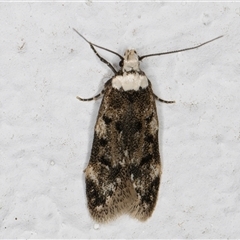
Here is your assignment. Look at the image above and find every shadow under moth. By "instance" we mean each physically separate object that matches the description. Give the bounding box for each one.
[74,29,223,223]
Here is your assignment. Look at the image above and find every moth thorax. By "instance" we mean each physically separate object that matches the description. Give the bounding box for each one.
[112,72,148,91]
[123,49,140,72]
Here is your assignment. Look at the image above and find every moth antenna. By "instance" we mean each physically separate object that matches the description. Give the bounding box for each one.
[73,28,124,60]
[139,35,224,60]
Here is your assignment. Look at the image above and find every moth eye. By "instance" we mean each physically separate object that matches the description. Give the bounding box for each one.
[119,60,123,67]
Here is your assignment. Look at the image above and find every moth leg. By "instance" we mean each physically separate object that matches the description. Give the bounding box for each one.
[90,44,117,74]
[154,93,175,104]
[76,89,105,101]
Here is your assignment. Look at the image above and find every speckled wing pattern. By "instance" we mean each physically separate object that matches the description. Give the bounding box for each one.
[85,79,161,223]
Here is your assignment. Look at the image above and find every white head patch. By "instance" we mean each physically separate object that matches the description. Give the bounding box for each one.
[123,49,140,72]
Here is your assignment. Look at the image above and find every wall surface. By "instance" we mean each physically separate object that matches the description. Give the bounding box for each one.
[0,2,239,239]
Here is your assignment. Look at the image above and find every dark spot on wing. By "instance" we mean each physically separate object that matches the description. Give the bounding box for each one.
[99,156,111,168]
[140,154,152,166]
[145,113,153,123]
[99,138,108,147]
[134,121,142,132]
[144,134,154,143]
[115,121,123,132]
[102,115,112,124]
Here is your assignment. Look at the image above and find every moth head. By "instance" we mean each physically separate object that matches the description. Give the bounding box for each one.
[121,49,140,72]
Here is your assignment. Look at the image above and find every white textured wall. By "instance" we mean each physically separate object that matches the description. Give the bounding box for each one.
[0,2,239,238]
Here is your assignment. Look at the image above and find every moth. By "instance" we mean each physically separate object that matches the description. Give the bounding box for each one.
[74,29,223,223]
